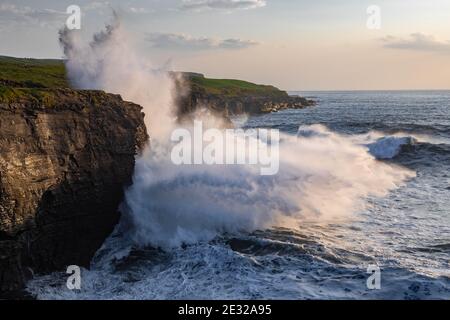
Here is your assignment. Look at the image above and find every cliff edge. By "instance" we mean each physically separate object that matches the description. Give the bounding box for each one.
[0,87,148,296]
[174,72,315,117]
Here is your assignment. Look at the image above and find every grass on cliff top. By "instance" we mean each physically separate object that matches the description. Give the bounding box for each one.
[0,55,288,102]
[0,56,68,103]
[0,55,68,89]
[0,85,59,105]
[190,75,288,98]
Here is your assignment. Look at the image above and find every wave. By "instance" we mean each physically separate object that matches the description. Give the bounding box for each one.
[297,125,422,160]
[26,229,450,300]
[367,136,417,159]
[122,124,415,249]
[364,130,450,159]
[26,14,449,301]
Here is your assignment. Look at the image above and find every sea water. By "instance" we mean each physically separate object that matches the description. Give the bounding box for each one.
[27,91,450,300]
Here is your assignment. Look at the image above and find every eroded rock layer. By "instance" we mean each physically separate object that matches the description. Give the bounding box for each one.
[0,89,148,295]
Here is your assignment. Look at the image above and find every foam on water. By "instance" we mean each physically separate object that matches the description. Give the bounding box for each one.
[25,18,450,300]
[123,124,414,249]
[26,225,450,300]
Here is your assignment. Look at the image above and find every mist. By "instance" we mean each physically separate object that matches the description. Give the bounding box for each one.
[59,15,176,140]
[59,16,415,249]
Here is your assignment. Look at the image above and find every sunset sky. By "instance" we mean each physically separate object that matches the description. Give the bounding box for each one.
[1,0,450,90]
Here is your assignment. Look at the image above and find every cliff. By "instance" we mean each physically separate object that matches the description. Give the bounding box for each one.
[0,56,313,297]
[0,87,148,296]
[0,55,315,118]
[174,73,315,117]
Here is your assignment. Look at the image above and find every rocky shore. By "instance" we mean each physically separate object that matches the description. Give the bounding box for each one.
[175,72,315,118]
[178,91,315,117]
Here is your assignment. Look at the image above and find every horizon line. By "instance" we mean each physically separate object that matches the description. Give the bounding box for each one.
[288,89,450,92]
[2,54,449,93]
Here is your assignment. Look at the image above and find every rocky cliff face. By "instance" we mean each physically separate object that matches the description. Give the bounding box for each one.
[174,76,315,118]
[0,88,147,296]
[179,92,315,117]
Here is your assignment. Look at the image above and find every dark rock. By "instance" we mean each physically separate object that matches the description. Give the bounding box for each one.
[177,91,315,119]
[0,88,148,296]
[173,75,315,119]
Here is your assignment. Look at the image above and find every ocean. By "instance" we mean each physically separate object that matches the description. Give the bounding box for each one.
[27,91,450,300]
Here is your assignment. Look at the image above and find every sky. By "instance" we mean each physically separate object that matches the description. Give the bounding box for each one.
[0,0,449,90]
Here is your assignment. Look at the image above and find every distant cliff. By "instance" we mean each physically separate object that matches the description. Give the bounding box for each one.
[0,55,315,118]
[173,72,315,118]
[0,87,147,295]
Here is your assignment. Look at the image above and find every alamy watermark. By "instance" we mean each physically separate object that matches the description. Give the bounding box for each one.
[366,264,381,290]
[366,5,381,30]
[66,265,81,290]
[170,120,280,176]
[66,5,81,30]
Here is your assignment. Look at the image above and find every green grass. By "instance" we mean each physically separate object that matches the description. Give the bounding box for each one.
[0,56,68,89]
[0,56,70,103]
[190,76,288,98]
[0,55,288,102]
[0,85,59,105]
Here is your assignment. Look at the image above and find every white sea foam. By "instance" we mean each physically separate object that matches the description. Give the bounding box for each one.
[299,126,422,159]
[24,13,450,302]
[58,17,415,250]
[124,124,415,248]
[59,15,176,140]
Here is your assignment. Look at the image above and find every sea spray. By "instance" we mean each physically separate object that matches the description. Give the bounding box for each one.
[170,120,280,175]
[59,15,176,140]
[59,16,416,249]
[124,125,415,248]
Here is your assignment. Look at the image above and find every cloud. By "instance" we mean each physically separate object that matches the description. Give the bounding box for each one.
[128,7,154,14]
[381,33,450,53]
[146,32,258,50]
[181,0,266,11]
[0,3,66,28]
[85,2,153,14]
[84,1,110,11]
[0,2,152,29]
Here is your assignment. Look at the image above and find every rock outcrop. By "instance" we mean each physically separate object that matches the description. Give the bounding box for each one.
[0,88,148,296]
[179,92,315,117]
[174,73,315,118]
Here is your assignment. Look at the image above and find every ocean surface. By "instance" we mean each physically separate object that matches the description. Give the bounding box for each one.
[27,91,450,300]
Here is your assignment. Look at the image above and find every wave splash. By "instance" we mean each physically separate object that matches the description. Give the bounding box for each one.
[59,18,415,250]
[123,124,415,248]
[59,14,177,139]
[367,136,416,159]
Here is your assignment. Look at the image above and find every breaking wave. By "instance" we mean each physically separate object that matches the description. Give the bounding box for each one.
[58,17,415,250]
[123,124,415,249]
[367,136,416,159]
[24,13,450,302]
